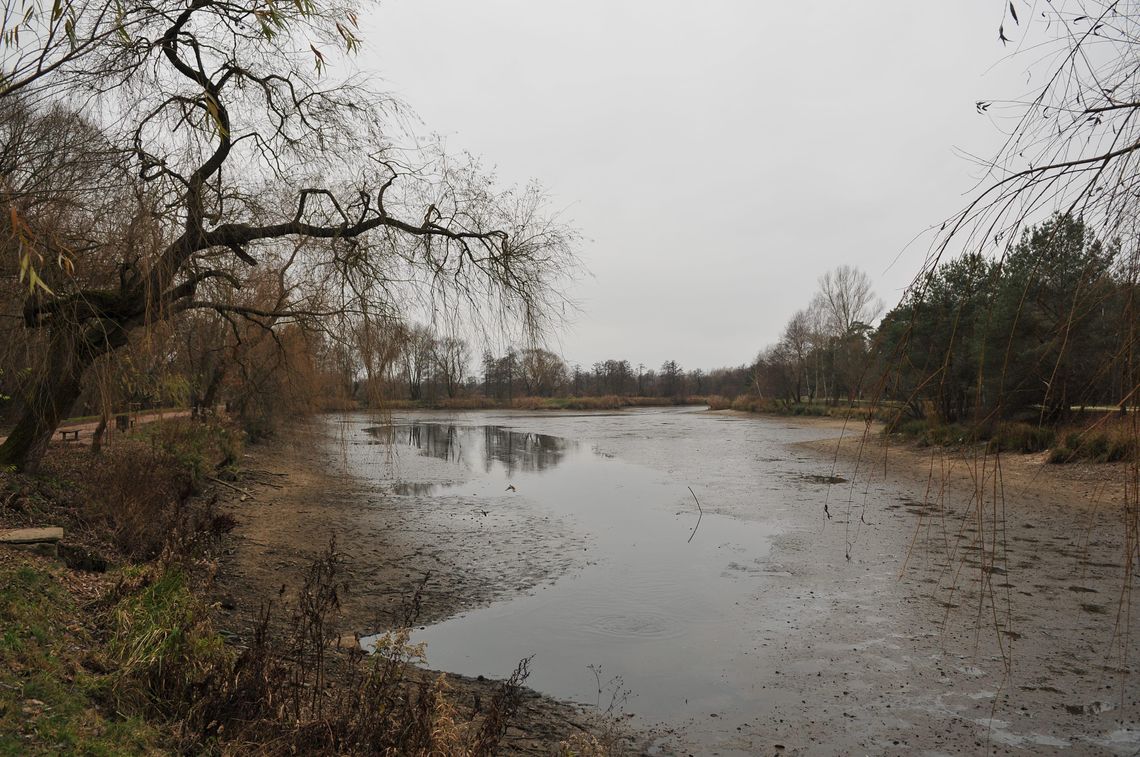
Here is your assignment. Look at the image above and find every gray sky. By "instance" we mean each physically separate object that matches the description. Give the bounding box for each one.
[358,1,1023,371]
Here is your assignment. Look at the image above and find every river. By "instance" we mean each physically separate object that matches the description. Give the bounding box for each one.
[337,407,1137,755]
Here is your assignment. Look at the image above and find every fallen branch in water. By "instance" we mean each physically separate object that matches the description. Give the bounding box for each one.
[687,486,703,543]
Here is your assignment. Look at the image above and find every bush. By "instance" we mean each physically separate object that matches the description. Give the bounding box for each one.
[889,418,929,438]
[987,423,1055,453]
[39,420,240,560]
[1048,426,1136,464]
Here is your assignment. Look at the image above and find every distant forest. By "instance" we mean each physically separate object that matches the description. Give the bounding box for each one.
[322,211,1134,429]
[5,211,1126,435]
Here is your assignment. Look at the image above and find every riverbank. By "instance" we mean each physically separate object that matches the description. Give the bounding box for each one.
[209,418,640,754]
[7,409,1135,754]
[0,418,629,755]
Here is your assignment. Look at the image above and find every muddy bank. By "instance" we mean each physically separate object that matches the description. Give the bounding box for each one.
[213,409,1139,755]
[210,419,632,754]
[776,420,1138,755]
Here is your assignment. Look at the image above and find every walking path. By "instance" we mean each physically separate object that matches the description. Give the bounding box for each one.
[0,409,192,447]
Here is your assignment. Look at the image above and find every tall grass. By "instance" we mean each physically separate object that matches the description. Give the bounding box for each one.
[1048,421,1137,463]
[92,543,535,755]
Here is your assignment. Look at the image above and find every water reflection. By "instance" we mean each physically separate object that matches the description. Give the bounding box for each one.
[364,423,574,490]
[357,417,779,724]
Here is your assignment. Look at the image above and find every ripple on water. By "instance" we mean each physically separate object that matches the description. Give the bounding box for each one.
[585,609,684,640]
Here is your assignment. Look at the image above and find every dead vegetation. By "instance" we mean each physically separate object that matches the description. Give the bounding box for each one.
[90,542,536,756]
[0,421,578,756]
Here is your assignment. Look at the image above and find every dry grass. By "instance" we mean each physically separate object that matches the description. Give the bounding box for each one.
[1049,415,1138,463]
[37,420,240,560]
[195,543,532,755]
[76,540,533,756]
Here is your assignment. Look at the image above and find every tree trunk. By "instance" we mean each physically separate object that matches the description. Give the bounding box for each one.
[90,413,108,455]
[0,330,93,473]
[200,364,227,417]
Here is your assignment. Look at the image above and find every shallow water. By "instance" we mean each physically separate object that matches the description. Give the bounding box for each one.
[363,419,776,721]
[346,408,1140,755]
[352,411,862,728]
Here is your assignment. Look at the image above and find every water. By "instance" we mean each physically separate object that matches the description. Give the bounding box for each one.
[344,408,1140,754]
[357,411,813,724]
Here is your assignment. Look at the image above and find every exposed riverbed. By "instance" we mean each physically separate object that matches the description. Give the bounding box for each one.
[229,407,1139,755]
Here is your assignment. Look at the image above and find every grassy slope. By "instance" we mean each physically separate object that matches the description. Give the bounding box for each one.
[0,555,165,756]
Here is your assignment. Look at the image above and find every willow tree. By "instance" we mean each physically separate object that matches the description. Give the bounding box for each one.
[0,0,573,471]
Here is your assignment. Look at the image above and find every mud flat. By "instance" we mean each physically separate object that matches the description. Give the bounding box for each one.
[211,419,622,754]
[215,408,1138,755]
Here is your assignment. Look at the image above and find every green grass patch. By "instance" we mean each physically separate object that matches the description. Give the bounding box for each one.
[0,557,166,755]
[102,568,232,722]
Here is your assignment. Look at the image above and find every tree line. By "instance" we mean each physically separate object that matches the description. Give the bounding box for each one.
[308,322,747,404]
[735,213,1138,429]
[877,213,1135,425]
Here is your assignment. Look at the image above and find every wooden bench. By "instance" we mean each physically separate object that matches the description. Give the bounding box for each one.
[59,429,80,442]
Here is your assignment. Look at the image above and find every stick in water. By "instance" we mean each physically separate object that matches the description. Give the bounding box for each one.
[687,486,703,543]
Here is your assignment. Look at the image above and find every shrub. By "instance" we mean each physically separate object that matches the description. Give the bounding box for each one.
[1048,425,1136,464]
[39,421,240,560]
[987,423,1055,453]
[889,418,929,438]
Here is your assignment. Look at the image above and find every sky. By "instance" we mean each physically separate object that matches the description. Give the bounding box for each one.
[354,1,1028,371]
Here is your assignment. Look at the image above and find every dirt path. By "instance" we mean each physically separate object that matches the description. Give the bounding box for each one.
[0,409,191,448]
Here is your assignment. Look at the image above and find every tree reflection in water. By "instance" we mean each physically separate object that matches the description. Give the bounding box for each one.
[363,423,573,480]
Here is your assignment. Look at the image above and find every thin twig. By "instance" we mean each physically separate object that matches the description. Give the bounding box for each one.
[208,475,255,498]
[687,486,703,543]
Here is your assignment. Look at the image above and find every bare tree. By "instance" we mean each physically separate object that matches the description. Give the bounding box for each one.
[354,315,406,404]
[433,336,470,399]
[816,265,882,338]
[400,324,436,402]
[0,0,573,470]
[519,348,567,397]
[778,309,815,402]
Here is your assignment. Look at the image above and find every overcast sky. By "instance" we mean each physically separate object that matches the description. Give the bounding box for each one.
[356,2,1025,371]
